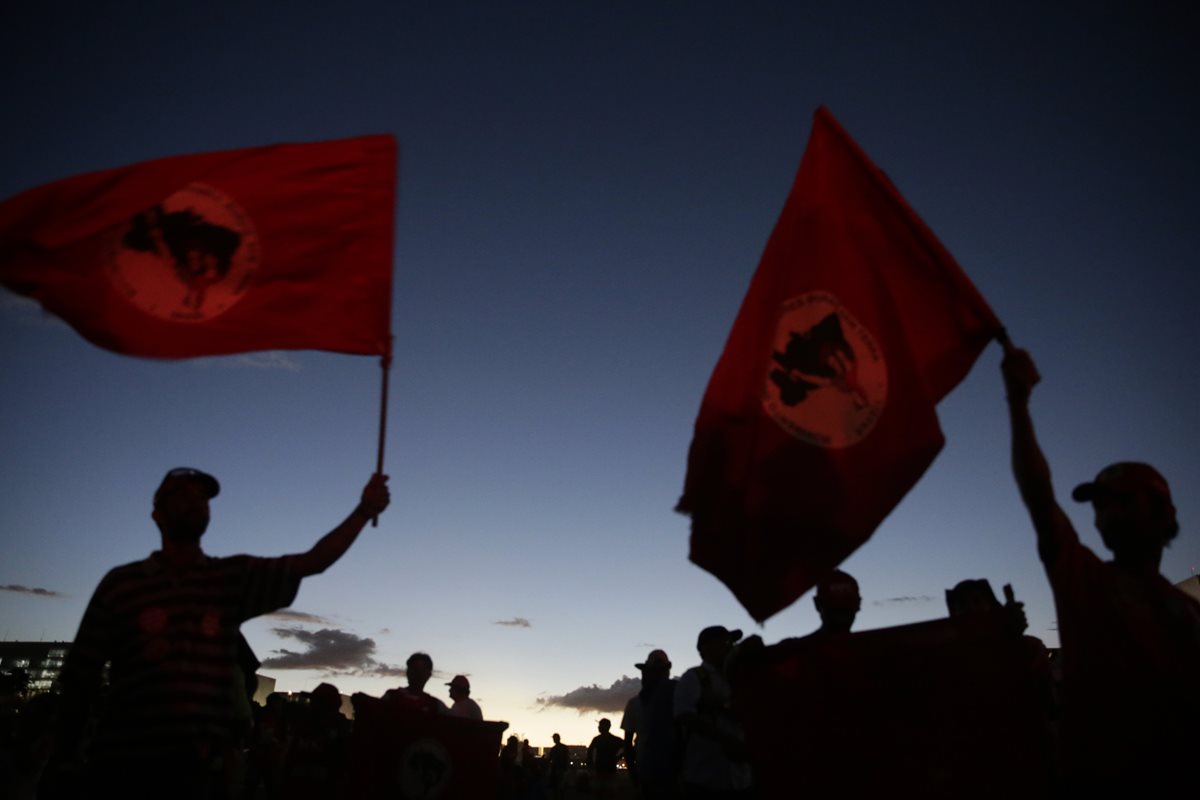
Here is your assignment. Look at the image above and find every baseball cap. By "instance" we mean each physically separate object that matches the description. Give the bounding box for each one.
[696,625,743,649]
[635,649,671,670]
[154,467,220,506]
[446,675,470,689]
[1071,462,1170,503]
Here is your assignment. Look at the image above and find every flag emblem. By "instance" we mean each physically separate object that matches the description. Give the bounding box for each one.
[763,291,887,448]
[107,183,260,322]
[399,737,452,798]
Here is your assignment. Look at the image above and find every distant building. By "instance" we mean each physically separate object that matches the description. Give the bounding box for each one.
[1,641,280,701]
[0,641,70,693]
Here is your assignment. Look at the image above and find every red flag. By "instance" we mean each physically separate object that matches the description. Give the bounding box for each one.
[0,135,395,358]
[732,617,1055,797]
[678,108,1001,621]
[344,695,509,800]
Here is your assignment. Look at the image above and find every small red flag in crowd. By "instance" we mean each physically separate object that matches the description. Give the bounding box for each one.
[678,107,1001,622]
[0,135,396,358]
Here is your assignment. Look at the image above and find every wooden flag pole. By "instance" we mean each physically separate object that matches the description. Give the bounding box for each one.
[372,338,393,527]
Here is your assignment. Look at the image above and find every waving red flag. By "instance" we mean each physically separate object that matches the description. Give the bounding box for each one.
[678,108,1001,622]
[0,135,395,358]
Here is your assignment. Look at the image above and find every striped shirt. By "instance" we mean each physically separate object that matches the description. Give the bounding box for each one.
[60,552,300,759]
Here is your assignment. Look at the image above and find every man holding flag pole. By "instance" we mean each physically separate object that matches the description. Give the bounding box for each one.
[0,134,400,797]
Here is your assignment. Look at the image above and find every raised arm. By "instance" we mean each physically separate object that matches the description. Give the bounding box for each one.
[1000,344,1077,565]
[286,473,391,577]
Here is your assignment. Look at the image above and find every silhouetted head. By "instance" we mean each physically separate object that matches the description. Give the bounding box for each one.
[945,579,1000,617]
[406,652,433,691]
[1072,462,1178,560]
[814,569,861,634]
[447,674,470,701]
[311,682,342,715]
[635,649,671,685]
[598,718,611,733]
[553,733,561,744]
[696,625,742,667]
[152,467,219,543]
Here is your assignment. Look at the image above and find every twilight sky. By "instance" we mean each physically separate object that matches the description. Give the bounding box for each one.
[2,2,1198,746]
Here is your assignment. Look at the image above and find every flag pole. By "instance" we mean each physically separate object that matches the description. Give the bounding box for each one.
[372,337,393,527]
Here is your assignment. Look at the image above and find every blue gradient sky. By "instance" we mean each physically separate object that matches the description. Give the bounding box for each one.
[2,2,1198,746]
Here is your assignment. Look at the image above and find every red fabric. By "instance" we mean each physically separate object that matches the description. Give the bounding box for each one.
[732,617,1055,797]
[0,135,395,357]
[343,695,509,800]
[678,108,1000,621]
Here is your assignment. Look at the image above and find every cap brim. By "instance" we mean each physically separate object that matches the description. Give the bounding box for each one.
[197,474,220,498]
[1071,483,1095,503]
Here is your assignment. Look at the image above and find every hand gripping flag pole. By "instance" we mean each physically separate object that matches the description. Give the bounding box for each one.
[372,338,393,527]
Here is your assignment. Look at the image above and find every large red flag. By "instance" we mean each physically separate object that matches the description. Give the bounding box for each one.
[0,135,395,358]
[678,108,1001,621]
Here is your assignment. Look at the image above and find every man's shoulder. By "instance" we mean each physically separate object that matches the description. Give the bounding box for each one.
[97,553,162,586]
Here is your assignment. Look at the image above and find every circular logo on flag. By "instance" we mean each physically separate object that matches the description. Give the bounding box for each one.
[398,738,452,798]
[108,183,259,322]
[762,291,887,448]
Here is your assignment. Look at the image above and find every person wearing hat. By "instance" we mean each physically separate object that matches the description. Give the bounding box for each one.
[621,649,677,799]
[674,626,753,797]
[446,674,482,720]
[54,468,390,799]
[1001,344,1200,792]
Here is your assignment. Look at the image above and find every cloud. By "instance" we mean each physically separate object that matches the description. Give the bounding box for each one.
[493,617,532,628]
[538,676,640,713]
[264,609,333,625]
[193,351,302,371]
[260,626,403,676]
[871,595,936,606]
[0,584,65,598]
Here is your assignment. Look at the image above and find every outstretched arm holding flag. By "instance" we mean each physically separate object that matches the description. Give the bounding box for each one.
[287,472,392,576]
[1000,342,1077,566]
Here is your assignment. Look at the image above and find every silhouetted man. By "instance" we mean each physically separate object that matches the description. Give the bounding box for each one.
[446,674,482,720]
[811,569,861,636]
[56,467,390,800]
[1002,345,1200,791]
[586,718,623,798]
[385,652,449,713]
[622,648,677,799]
[547,732,569,797]
[675,626,752,798]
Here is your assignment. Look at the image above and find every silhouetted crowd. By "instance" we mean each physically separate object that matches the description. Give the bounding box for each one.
[2,348,1199,798]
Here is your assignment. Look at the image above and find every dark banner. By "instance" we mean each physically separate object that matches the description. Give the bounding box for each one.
[732,615,1054,798]
[344,696,509,800]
